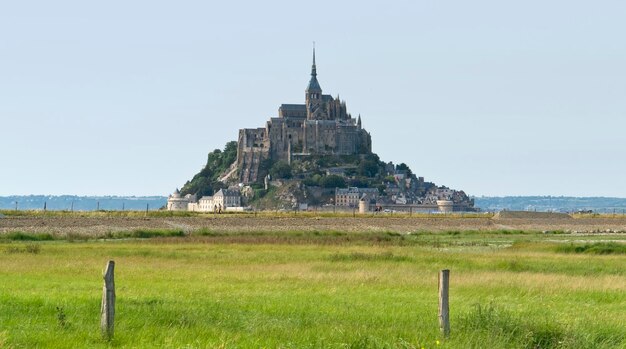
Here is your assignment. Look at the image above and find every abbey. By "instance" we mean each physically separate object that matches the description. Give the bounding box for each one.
[237,49,372,184]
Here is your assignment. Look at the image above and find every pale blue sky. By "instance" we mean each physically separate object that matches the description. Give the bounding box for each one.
[1,1,624,197]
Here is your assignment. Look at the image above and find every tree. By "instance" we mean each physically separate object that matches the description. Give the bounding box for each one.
[395,163,413,177]
[302,173,322,186]
[180,141,239,196]
[311,174,322,184]
[320,175,346,188]
[348,177,368,188]
[269,161,292,179]
[358,160,380,177]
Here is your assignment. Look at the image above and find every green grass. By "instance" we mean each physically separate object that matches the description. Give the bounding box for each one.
[112,229,186,239]
[5,228,611,245]
[3,231,55,241]
[555,242,626,255]
[328,251,413,262]
[0,232,625,348]
[0,229,187,242]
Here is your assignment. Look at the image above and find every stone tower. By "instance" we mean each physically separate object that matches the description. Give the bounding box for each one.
[306,47,323,120]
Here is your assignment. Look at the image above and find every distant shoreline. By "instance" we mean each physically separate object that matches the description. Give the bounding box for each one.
[2,195,626,213]
[0,195,167,211]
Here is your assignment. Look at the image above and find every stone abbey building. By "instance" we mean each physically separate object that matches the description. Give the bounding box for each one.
[237,49,372,183]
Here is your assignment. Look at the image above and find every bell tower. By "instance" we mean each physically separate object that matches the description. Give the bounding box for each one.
[306,44,323,120]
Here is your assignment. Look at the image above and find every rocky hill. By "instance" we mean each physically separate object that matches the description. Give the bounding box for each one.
[178,51,474,211]
[179,141,474,210]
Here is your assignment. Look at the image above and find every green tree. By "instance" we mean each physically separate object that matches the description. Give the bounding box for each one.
[377,184,387,195]
[269,161,292,179]
[358,160,380,177]
[320,175,346,188]
[311,174,322,184]
[348,177,368,188]
[395,162,413,177]
[180,141,238,196]
[355,153,385,178]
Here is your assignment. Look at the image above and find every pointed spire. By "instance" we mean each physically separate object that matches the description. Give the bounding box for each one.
[357,114,362,128]
[306,42,322,92]
[311,41,317,77]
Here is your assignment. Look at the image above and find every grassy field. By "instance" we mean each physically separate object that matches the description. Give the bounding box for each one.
[0,229,625,348]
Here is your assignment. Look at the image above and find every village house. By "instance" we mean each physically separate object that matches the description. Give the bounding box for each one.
[167,188,241,212]
[325,167,347,177]
[335,187,379,207]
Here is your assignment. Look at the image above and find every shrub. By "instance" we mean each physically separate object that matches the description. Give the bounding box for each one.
[129,229,186,239]
[24,244,41,254]
[459,304,564,348]
[56,306,67,328]
[555,242,626,255]
[3,232,54,241]
[319,175,346,188]
[4,243,41,254]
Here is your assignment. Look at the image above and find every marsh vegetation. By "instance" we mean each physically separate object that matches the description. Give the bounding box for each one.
[0,226,624,348]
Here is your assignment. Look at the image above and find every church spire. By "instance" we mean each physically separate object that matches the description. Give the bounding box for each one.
[306,43,321,92]
[306,43,323,120]
[311,43,317,77]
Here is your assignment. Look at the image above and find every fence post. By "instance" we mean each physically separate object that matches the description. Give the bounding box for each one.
[101,260,115,339]
[438,269,450,337]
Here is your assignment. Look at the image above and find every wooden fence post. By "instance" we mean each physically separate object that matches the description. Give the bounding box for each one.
[438,269,450,337]
[101,260,115,339]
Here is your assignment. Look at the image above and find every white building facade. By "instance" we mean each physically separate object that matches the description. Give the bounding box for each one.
[335,187,379,207]
[167,188,242,212]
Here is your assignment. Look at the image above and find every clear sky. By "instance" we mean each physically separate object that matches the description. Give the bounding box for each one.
[1,1,624,197]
